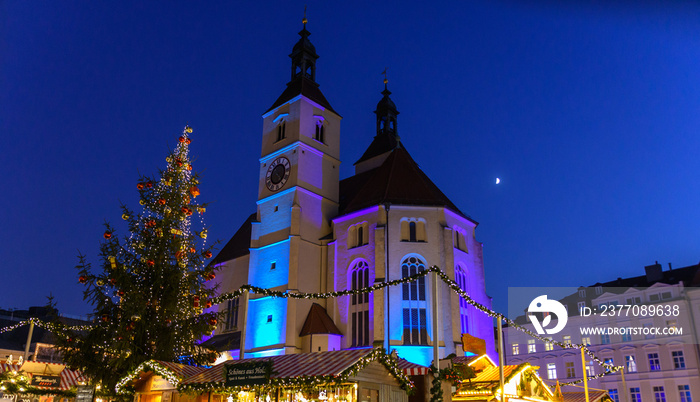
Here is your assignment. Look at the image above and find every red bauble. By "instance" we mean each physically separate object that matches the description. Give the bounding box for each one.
[193,296,200,308]
[207,272,216,281]
[205,301,212,308]
[110,278,117,285]
[181,206,189,214]
[186,138,192,145]
[208,317,217,326]
[101,314,109,322]
[147,259,155,266]
[137,183,144,190]
[118,290,125,297]
[103,231,112,239]
[145,181,153,188]
[179,136,186,143]
[189,247,196,253]
[78,276,87,284]
[147,220,156,227]
[165,319,172,326]
[158,199,166,205]
[187,164,193,171]
[203,251,212,259]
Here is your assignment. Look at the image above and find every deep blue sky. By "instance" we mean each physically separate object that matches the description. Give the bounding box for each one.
[2,1,699,318]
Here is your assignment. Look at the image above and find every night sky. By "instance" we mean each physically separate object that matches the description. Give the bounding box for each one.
[2,1,699,318]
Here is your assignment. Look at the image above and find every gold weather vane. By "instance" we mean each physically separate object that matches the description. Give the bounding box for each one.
[303,6,308,26]
[382,68,388,85]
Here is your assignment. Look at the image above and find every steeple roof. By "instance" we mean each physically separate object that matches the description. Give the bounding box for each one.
[355,82,400,164]
[340,147,474,222]
[266,18,337,115]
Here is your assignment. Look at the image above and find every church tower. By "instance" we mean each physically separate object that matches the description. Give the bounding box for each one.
[244,19,342,357]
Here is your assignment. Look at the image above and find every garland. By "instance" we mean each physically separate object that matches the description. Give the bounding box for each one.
[115,361,184,394]
[176,348,414,396]
[0,266,621,387]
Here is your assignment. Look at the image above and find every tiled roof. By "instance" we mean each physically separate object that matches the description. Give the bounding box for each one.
[266,76,338,115]
[182,349,376,384]
[354,132,400,165]
[212,213,255,264]
[299,303,342,336]
[339,147,471,221]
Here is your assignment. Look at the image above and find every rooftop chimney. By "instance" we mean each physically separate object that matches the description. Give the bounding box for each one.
[645,261,663,283]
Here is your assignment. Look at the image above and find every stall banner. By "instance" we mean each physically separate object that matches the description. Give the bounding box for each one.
[224,361,272,387]
[30,375,61,388]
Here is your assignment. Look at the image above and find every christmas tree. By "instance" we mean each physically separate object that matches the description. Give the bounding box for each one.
[53,126,219,392]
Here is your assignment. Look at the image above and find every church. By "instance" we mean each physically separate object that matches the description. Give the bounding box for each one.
[208,21,495,367]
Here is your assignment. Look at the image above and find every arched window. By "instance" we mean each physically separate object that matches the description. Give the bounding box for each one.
[348,222,368,248]
[455,265,469,334]
[349,260,371,347]
[315,121,325,143]
[401,255,428,345]
[357,226,364,246]
[409,222,417,242]
[401,218,426,242]
[277,121,286,142]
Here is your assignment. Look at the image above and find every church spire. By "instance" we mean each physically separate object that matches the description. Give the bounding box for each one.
[289,9,319,84]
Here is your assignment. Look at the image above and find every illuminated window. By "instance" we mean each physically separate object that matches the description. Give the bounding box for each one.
[402,255,427,345]
[512,344,519,355]
[625,355,637,373]
[648,353,661,371]
[581,336,591,346]
[545,338,554,351]
[225,298,239,331]
[586,360,594,377]
[563,335,571,346]
[348,222,369,248]
[565,362,575,378]
[608,389,619,402]
[349,260,371,347]
[527,339,536,353]
[653,386,666,402]
[678,385,692,402]
[630,388,642,402]
[455,265,469,334]
[547,363,557,379]
[672,350,685,369]
[604,358,614,372]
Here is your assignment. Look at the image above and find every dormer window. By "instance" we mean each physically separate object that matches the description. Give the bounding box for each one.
[401,218,426,242]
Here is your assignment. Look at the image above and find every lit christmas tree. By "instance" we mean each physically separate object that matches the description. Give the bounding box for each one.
[53,126,219,392]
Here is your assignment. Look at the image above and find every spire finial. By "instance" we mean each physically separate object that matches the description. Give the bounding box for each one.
[381,68,388,88]
[302,6,308,27]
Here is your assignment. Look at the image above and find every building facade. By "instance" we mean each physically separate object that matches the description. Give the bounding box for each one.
[208,23,495,367]
[505,262,700,402]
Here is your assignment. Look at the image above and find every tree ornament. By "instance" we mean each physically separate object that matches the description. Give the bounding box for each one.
[131,314,141,322]
[146,259,155,266]
[137,183,144,190]
[117,290,125,297]
[164,206,172,215]
[189,247,196,253]
[110,278,117,285]
[203,251,212,259]
[166,156,172,163]
[193,296,200,308]
[145,181,153,188]
[187,164,193,171]
[109,256,117,269]
[206,272,216,281]
[165,319,172,326]
[96,279,105,286]
[183,194,190,204]
[122,213,130,220]
[186,138,192,144]
[175,251,185,260]
[79,275,87,284]
[147,220,156,227]
[155,228,163,237]
[163,177,172,186]
[170,228,182,236]
[181,206,189,214]
[205,301,212,308]
[197,206,206,214]
[189,186,200,198]
[178,136,185,143]
[185,126,193,133]
[199,230,208,239]
[101,314,109,322]
[104,231,112,239]
[208,317,217,326]
[158,199,166,205]
[139,199,145,205]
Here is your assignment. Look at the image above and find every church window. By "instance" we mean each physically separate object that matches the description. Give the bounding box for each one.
[277,121,286,142]
[315,121,325,143]
[349,260,371,347]
[454,228,468,252]
[455,265,469,334]
[401,218,426,242]
[402,255,428,345]
[270,262,276,270]
[225,297,239,331]
[347,222,369,248]
[267,314,273,323]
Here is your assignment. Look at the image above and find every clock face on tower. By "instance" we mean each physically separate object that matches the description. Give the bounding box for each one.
[265,156,291,191]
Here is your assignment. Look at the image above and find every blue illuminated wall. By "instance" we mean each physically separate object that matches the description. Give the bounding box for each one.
[248,240,290,289]
[245,297,287,350]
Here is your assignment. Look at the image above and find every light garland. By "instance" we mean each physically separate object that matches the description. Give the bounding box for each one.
[115,361,183,394]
